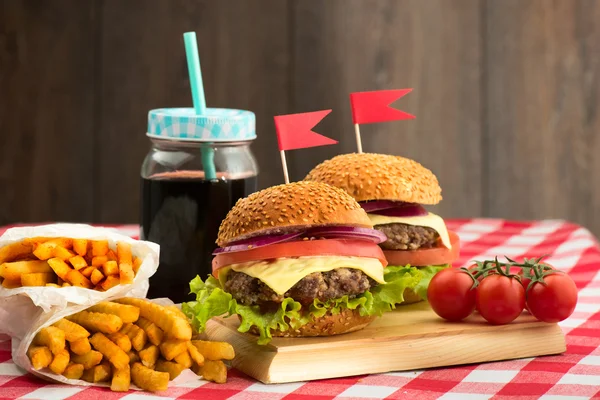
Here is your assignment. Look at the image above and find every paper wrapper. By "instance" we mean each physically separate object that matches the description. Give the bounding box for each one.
[12,298,199,389]
[0,223,160,313]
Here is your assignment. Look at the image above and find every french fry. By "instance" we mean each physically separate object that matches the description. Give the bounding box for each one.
[136,317,164,346]
[102,261,118,276]
[66,269,93,289]
[117,242,134,284]
[119,263,134,285]
[155,360,185,380]
[2,278,21,288]
[120,322,133,335]
[115,298,192,340]
[173,350,192,369]
[68,255,87,270]
[0,241,33,264]
[27,345,52,370]
[70,338,91,355]
[117,242,133,265]
[45,283,60,288]
[132,257,142,274]
[63,362,84,379]
[92,240,109,257]
[53,246,75,261]
[47,258,71,281]
[131,362,169,392]
[125,324,147,352]
[87,302,140,323]
[89,332,129,370]
[0,260,51,280]
[159,339,188,361]
[71,350,103,369]
[90,269,104,285]
[62,282,71,287]
[53,318,89,342]
[73,239,88,256]
[21,272,55,286]
[92,256,108,267]
[138,345,159,368]
[67,311,123,334]
[186,341,204,366]
[107,249,117,261]
[34,326,65,355]
[49,349,70,374]
[82,361,111,383]
[33,239,72,260]
[81,266,95,278]
[57,277,64,286]
[166,305,187,321]
[127,351,140,364]
[102,275,120,291]
[191,340,235,361]
[111,365,130,392]
[108,332,132,353]
[198,360,227,384]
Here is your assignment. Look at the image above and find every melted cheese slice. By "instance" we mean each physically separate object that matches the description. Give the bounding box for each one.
[218,256,386,295]
[368,212,452,249]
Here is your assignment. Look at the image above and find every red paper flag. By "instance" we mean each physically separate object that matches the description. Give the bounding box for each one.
[350,89,415,124]
[274,110,337,151]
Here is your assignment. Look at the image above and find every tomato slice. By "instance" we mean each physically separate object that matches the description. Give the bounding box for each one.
[383,231,460,267]
[212,239,387,275]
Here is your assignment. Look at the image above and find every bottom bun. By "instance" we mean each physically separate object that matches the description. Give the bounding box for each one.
[400,287,424,305]
[246,308,375,338]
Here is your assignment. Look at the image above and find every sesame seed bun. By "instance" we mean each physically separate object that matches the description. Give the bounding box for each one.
[246,308,376,338]
[217,181,373,246]
[304,153,442,204]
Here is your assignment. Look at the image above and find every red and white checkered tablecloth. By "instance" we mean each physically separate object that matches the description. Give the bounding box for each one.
[0,219,599,400]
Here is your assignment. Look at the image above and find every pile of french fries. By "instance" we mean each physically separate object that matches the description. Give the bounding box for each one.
[0,237,142,290]
[27,297,234,392]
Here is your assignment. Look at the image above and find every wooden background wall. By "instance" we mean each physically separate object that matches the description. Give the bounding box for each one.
[1,0,599,235]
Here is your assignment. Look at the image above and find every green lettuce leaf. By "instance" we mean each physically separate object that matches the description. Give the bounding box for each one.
[183,264,447,345]
[410,265,448,299]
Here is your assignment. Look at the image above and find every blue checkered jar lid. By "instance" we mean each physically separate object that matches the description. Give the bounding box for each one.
[147,107,256,142]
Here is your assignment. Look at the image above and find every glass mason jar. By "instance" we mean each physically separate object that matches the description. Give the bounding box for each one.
[140,108,258,303]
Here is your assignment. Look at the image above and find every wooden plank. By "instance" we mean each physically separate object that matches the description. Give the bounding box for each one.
[291,0,482,217]
[0,1,96,224]
[97,0,290,222]
[485,0,600,236]
[205,302,565,383]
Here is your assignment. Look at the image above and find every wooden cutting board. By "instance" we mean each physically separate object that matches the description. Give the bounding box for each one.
[205,302,566,384]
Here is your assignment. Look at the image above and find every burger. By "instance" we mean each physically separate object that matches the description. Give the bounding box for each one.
[304,153,460,304]
[183,181,412,344]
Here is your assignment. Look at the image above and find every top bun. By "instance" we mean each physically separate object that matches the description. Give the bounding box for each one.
[304,153,442,204]
[217,181,373,246]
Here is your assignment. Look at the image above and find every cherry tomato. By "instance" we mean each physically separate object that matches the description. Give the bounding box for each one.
[468,264,497,313]
[476,275,525,325]
[526,273,578,323]
[517,269,533,312]
[428,268,476,321]
[518,263,553,291]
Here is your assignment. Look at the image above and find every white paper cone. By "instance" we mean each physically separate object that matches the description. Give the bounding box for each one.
[0,223,159,316]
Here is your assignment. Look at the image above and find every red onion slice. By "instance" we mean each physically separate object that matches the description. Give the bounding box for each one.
[360,200,410,213]
[305,226,387,244]
[212,226,388,255]
[213,232,303,255]
[370,203,428,217]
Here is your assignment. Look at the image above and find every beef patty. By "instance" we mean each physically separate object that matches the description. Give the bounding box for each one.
[376,223,439,250]
[224,268,374,306]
